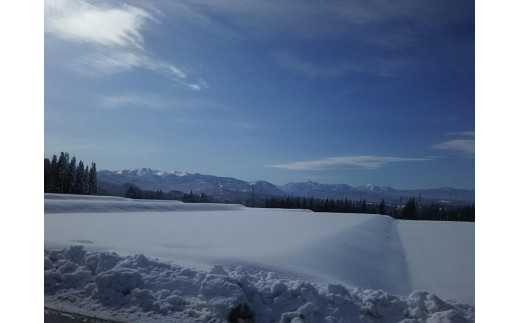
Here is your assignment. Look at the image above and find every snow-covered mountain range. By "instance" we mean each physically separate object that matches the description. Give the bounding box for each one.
[97,168,475,204]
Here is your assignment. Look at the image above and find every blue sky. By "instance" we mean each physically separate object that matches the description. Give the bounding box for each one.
[44,0,475,189]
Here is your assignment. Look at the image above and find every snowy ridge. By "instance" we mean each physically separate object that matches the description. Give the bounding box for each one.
[98,169,475,203]
[45,246,474,322]
[115,168,189,177]
[45,194,244,214]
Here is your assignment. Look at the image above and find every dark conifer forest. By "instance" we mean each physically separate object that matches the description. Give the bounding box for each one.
[258,196,474,222]
[44,152,97,195]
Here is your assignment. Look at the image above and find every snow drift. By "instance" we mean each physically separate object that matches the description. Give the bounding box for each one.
[44,194,474,321]
[45,193,243,214]
[45,246,474,322]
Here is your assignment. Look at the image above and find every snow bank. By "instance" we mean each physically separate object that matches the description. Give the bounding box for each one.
[45,195,474,305]
[45,193,244,214]
[45,246,474,322]
[398,221,475,304]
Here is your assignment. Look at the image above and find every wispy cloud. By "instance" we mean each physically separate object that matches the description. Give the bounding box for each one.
[97,93,166,110]
[433,140,475,157]
[73,51,205,89]
[173,1,472,79]
[271,51,410,79]
[432,132,475,158]
[446,131,475,137]
[97,93,228,111]
[271,52,358,78]
[186,0,473,39]
[45,1,151,48]
[45,0,206,90]
[272,156,431,170]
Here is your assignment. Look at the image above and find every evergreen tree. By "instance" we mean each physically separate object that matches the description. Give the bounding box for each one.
[88,162,97,195]
[66,156,77,194]
[44,152,98,196]
[44,158,52,192]
[50,155,59,193]
[379,199,386,215]
[402,198,418,220]
[427,203,441,221]
[361,199,367,213]
[57,152,69,193]
[84,165,90,194]
[74,161,85,194]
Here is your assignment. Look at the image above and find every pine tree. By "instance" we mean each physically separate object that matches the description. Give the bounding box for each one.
[402,198,417,220]
[84,165,90,194]
[66,156,77,194]
[361,199,367,213]
[379,199,386,215]
[74,161,85,194]
[44,158,52,192]
[50,155,59,192]
[88,162,97,195]
[57,152,69,193]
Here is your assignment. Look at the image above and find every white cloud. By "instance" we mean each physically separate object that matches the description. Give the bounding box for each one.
[271,52,354,78]
[45,0,206,90]
[97,94,227,111]
[97,94,166,109]
[432,139,475,158]
[446,131,475,137]
[74,51,186,79]
[272,156,431,170]
[432,132,475,158]
[271,50,410,79]
[46,1,150,48]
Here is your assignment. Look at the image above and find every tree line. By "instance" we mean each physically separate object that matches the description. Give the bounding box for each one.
[44,152,97,195]
[123,187,214,203]
[399,197,474,221]
[98,183,215,203]
[256,196,474,222]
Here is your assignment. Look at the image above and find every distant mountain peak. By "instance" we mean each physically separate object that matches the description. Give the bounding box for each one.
[113,168,189,177]
[98,168,474,204]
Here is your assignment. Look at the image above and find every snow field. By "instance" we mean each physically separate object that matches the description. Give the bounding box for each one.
[45,193,243,214]
[45,246,474,322]
[44,194,475,321]
[398,221,475,304]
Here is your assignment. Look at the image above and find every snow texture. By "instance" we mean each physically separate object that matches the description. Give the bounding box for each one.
[45,194,243,214]
[45,246,474,322]
[45,194,474,321]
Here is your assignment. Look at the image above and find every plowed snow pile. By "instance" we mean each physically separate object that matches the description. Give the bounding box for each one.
[45,194,474,322]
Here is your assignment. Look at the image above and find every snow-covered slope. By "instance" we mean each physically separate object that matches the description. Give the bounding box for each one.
[97,169,287,201]
[398,221,475,304]
[281,181,359,199]
[44,194,474,321]
[45,194,243,214]
[356,184,399,194]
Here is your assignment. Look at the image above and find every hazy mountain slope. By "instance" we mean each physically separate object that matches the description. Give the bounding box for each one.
[97,168,475,203]
[97,168,286,201]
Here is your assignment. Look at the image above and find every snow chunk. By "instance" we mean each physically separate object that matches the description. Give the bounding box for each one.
[209,264,228,276]
[200,274,248,317]
[64,245,86,265]
[327,283,350,296]
[271,282,288,296]
[44,257,53,270]
[44,247,475,323]
[94,268,143,297]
